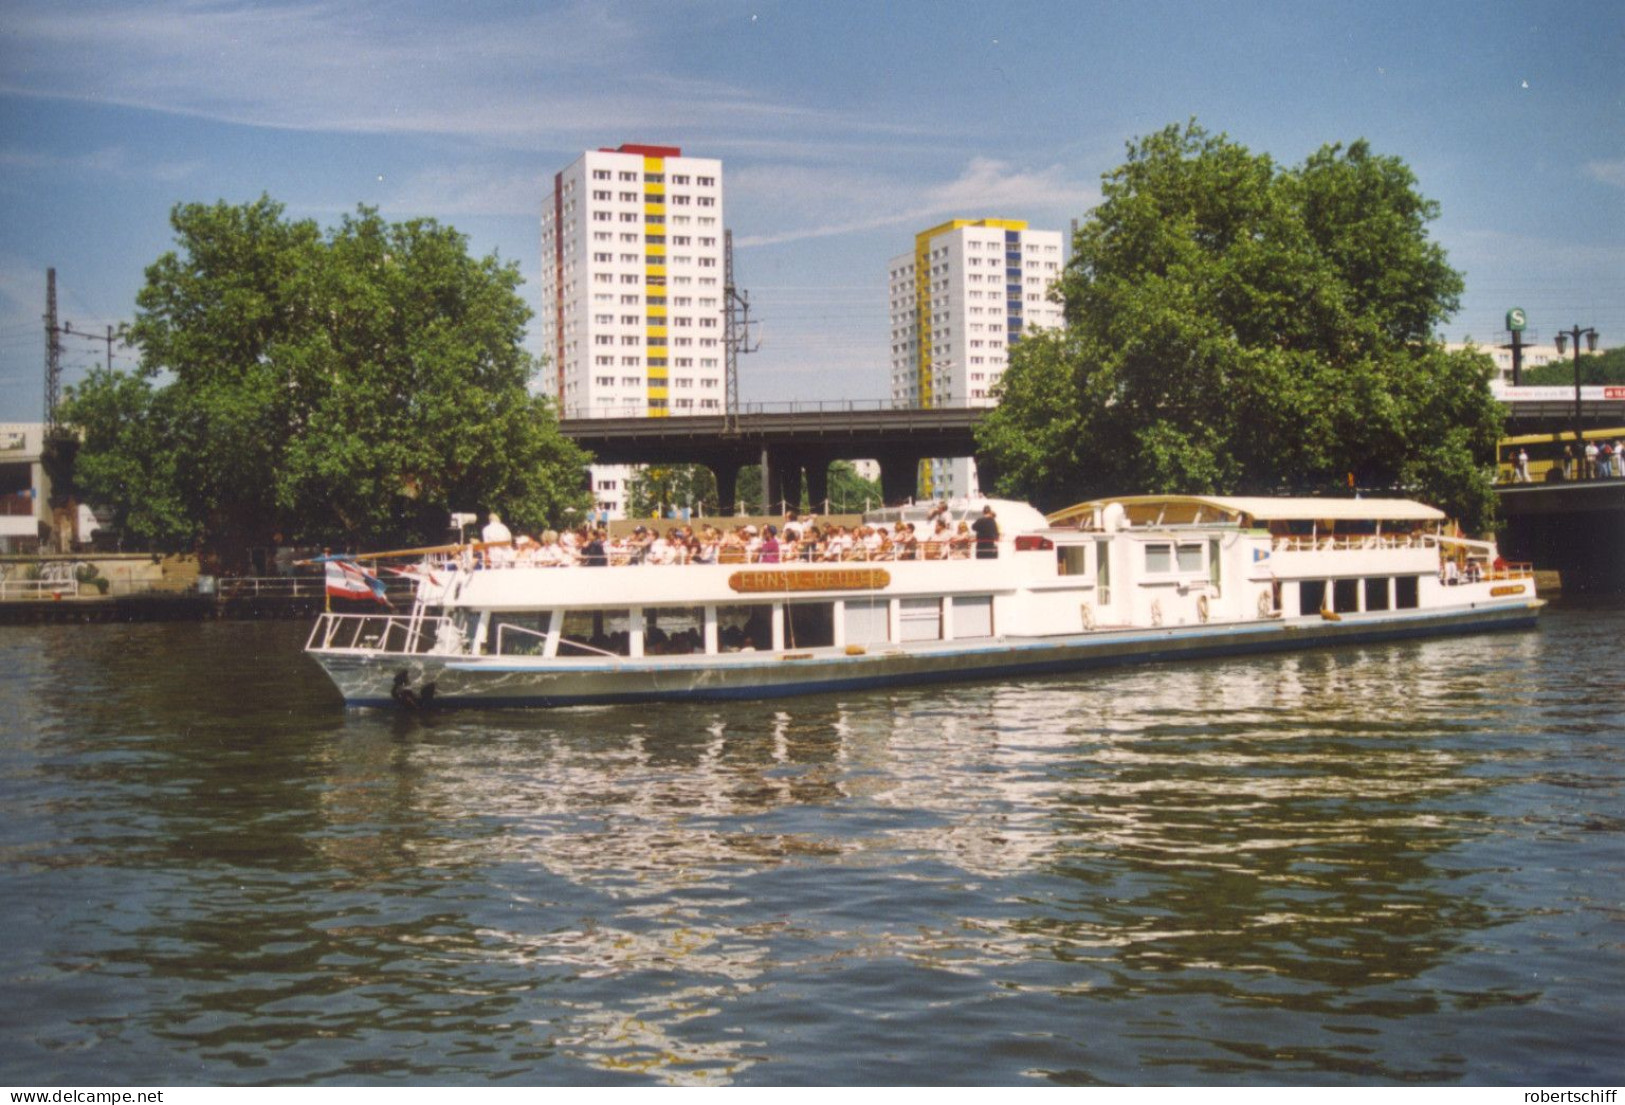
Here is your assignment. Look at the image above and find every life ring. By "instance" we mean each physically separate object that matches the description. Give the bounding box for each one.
[1257,590,1273,618]
[1196,594,1210,623]
[1081,603,1096,630]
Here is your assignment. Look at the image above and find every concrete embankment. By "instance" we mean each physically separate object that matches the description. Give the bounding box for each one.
[0,591,333,624]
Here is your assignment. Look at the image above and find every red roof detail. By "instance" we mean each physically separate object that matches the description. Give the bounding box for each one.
[599,143,683,158]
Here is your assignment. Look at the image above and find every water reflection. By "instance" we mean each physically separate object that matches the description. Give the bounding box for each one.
[1,614,1618,1084]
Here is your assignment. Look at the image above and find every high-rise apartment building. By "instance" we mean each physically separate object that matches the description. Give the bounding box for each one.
[540,144,727,518]
[888,219,1064,500]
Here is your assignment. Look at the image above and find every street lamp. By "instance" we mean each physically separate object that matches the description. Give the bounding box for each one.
[1554,324,1600,452]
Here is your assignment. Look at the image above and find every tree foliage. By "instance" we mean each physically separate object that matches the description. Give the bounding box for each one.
[628,464,719,518]
[977,122,1503,532]
[63,197,590,558]
[1521,346,1625,387]
[625,459,882,518]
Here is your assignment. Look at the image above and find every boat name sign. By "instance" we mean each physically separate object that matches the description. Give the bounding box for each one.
[728,568,892,594]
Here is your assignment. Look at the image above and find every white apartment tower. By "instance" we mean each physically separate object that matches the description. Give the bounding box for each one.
[888,219,1064,500]
[540,144,727,518]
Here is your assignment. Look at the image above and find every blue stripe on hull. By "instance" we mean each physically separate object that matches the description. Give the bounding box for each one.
[333,607,1540,710]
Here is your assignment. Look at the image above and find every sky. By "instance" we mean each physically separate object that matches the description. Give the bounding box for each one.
[0,0,1621,423]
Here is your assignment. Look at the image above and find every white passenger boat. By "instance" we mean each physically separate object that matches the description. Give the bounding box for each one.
[305,495,1542,709]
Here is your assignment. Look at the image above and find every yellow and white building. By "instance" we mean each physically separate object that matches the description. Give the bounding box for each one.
[888,220,1064,501]
[540,144,726,518]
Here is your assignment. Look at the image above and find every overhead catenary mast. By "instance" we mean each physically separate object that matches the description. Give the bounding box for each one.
[722,229,759,430]
[43,268,61,430]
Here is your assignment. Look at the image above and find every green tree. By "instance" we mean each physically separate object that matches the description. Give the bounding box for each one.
[825,460,882,513]
[1521,346,1625,387]
[977,122,1503,532]
[62,197,591,559]
[628,464,719,518]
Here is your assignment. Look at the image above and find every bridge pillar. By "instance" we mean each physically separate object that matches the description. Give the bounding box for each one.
[764,448,805,515]
[705,459,734,517]
[874,451,923,507]
[804,455,832,515]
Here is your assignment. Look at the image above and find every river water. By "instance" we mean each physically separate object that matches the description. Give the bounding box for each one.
[1,606,1620,1086]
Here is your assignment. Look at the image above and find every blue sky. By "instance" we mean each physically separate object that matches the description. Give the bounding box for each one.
[1,0,1621,422]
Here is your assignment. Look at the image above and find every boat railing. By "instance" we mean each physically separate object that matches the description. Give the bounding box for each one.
[1270,534,1433,553]
[1441,562,1536,584]
[307,612,453,655]
[490,540,980,569]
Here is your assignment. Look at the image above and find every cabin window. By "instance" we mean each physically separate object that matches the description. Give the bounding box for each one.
[1333,579,1359,613]
[1059,545,1088,576]
[953,595,994,639]
[899,597,942,642]
[1365,577,1391,612]
[785,603,835,649]
[1395,576,1420,609]
[644,606,704,655]
[844,599,889,646]
[559,609,632,657]
[491,614,549,655]
[717,604,773,651]
[1300,580,1326,614]
[1096,539,1112,604]
[1145,542,1205,574]
[1208,539,1221,592]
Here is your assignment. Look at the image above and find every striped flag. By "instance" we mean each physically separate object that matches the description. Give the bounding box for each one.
[324,557,391,605]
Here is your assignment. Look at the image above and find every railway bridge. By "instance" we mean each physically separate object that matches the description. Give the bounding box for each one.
[559,403,987,514]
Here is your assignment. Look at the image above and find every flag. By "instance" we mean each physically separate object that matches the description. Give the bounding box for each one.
[387,564,443,587]
[324,557,391,605]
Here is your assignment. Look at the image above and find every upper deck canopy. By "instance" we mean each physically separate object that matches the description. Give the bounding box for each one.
[1047,494,1447,529]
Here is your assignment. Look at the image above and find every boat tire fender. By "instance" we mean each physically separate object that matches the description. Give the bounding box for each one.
[1196,594,1210,623]
[1081,603,1096,631]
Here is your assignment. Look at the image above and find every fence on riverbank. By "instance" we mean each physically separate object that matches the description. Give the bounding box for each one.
[0,571,417,624]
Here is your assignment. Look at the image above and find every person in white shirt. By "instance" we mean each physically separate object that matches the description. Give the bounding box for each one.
[482,512,514,567]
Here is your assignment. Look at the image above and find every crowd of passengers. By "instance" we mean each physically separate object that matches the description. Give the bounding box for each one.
[476,506,989,568]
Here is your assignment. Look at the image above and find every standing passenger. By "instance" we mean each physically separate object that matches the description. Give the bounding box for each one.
[972,505,1000,559]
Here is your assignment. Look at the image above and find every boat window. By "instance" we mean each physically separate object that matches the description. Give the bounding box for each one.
[844,599,889,646]
[644,606,704,655]
[1395,576,1420,609]
[1365,577,1391,612]
[1208,539,1221,591]
[1300,580,1326,614]
[491,614,549,656]
[899,597,942,642]
[559,609,632,657]
[1096,539,1111,604]
[1146,542,1205,574]
[1059,545,1088,576]
[785,602,835,649]
[1333,578,1359,613]
[953,595,994,639]
[717,604,773,652]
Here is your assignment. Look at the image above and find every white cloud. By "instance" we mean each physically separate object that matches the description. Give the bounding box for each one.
[0,1,909,150]
[386,165,548,220]
[1587,159,1625,189]
[732,157,1098,248]
[0,145,200,183]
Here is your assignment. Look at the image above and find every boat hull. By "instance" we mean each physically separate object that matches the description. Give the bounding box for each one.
[310,601,1542,709]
